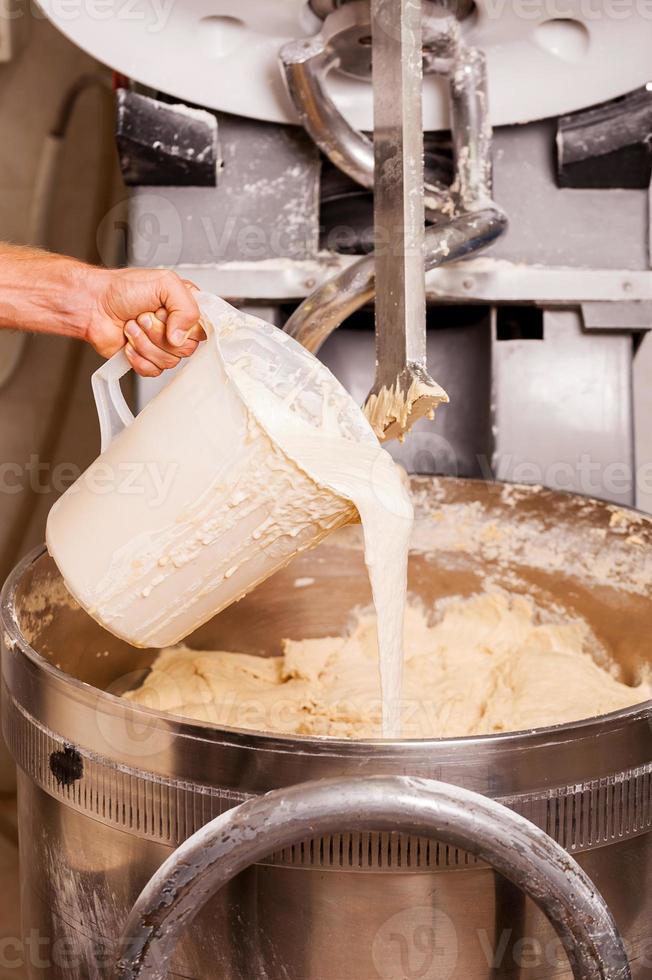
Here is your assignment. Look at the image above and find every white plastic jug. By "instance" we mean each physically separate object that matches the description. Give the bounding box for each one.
[46,293,391,649]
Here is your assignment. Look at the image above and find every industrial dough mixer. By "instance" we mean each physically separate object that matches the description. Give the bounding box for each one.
[4,0,652,976]
[48,0,652,506]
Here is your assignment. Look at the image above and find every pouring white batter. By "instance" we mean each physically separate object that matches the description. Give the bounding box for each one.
[48,295,414,737]
[222,320,414,738]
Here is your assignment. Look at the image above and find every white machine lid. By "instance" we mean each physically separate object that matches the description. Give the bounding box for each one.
[37,0,652,127]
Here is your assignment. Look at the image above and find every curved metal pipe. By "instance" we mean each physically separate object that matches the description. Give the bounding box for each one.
[450,45,493,209]
[286,204,507,353]
[280,4,375,189]
[115,776,630,980]
[280,1,453,208]
[281,52,374,189]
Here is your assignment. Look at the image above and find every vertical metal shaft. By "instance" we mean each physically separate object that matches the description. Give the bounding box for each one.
[371,0,427,377]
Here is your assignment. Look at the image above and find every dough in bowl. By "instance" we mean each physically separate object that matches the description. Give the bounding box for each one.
[124,591,652,738]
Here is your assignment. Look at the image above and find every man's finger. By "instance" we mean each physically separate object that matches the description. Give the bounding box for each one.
[125,320,181,371]
[136,313,168,347]
[124,342,162,378]
[158,272,201,346]
[137,312,200,358]
[184,321,207,342]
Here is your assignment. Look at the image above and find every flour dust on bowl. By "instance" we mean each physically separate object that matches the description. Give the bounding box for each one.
[3,478,652,979]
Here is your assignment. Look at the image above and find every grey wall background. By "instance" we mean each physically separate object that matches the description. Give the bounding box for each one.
[0,9,124,584]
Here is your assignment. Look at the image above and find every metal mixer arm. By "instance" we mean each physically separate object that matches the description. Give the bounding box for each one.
[279,1,450,210]
[114,775,630,980]
[281,4,507,440]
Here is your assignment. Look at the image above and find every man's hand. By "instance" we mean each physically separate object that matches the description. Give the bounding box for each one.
[0,245,205,378]
[85,267,204,377]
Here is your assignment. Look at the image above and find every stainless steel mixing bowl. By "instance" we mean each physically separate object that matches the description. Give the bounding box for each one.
[2,477,652,979]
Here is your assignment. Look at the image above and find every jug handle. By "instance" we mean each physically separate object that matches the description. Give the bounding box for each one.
[91,348,135,453]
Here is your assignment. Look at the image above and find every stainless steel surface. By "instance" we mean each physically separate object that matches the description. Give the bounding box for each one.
[364,0,444,440]
[3,477,652,977]
[115,777,630,980]
[489,119,649,271]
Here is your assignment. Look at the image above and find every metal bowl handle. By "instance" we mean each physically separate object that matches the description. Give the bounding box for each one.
[115,775,630,980]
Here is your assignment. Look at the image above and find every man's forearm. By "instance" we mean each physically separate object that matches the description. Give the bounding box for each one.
[0,244,202,376]
[0,243,102,341]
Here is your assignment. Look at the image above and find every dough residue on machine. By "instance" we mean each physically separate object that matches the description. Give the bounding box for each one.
[364,375,448,442]
[124,591,651,738]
